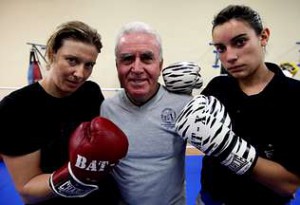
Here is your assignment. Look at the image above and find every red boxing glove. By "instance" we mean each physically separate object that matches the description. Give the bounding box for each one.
[50,117,129,198]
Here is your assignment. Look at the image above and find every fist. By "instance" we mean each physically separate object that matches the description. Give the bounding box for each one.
[162,61,203,94]
[175,95,257,175]
[175,95,232,155]
[69,117,129,183]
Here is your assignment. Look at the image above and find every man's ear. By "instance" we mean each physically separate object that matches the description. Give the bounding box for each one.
[115,59,119,70]
[159,59,164,71]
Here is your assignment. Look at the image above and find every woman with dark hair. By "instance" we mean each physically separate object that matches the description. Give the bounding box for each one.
[197,5,300,205]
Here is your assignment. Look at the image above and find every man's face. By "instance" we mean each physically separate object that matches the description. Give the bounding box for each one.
[116,33,162,105]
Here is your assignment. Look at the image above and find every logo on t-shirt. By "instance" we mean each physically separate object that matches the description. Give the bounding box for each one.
[161,108,176,129]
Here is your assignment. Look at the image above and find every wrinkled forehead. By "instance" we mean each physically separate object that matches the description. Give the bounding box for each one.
[117,33,160,55]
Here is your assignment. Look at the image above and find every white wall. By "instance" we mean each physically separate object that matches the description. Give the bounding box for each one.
[1,0,300,98]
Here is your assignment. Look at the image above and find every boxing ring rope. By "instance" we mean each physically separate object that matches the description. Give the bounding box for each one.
[0,86,123,91]
[0,86,123,100]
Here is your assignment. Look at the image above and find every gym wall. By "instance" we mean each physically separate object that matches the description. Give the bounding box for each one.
[1,0,300,99]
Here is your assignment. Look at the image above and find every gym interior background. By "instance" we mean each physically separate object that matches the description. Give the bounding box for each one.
[1,0,300,204]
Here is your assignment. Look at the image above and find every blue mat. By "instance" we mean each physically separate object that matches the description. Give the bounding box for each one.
[0,162,23,205]
[185,155,202,205]
[185,155,300,205]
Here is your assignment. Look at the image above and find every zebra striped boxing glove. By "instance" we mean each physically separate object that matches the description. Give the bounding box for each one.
[162,62,203,94]
[175,95,257,175]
